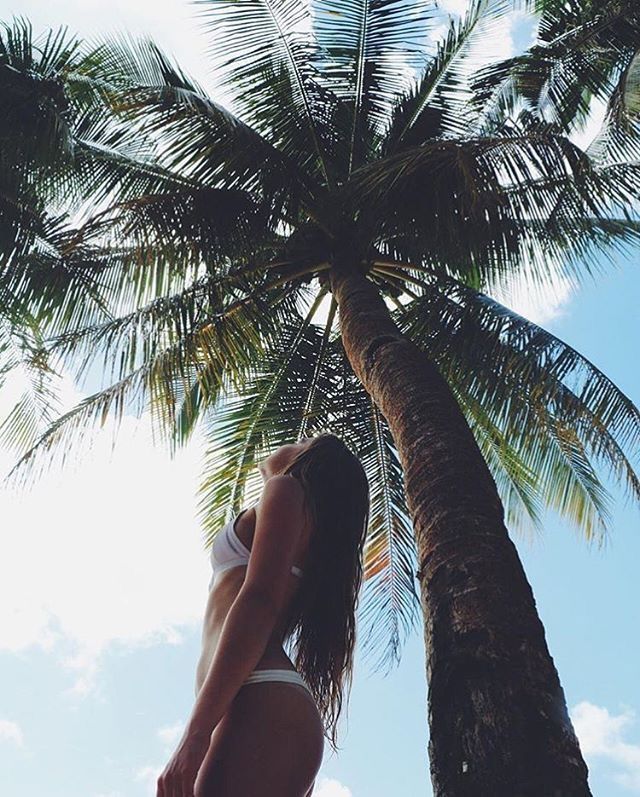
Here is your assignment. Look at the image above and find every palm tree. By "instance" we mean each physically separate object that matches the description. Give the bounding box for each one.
[3,3,640,794]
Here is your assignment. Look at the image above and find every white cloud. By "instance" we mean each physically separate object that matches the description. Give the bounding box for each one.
[134,763,162,796]
[0,373,212,697]
[0,718,24,748]
[157,721,185,750]
[438,0,470,15]
[315,777,354,797]
[487,268,576,326]
[571,701,640,793]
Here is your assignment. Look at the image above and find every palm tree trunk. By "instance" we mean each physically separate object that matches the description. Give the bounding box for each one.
[329,262,591,796]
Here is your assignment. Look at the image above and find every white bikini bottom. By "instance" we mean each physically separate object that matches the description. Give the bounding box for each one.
[242,668,316,704]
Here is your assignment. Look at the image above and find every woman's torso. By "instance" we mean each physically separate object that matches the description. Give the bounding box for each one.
[195,500,312,695]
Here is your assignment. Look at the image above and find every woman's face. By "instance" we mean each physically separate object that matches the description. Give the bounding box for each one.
[259,436,315,476]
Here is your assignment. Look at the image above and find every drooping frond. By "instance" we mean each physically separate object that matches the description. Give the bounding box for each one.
[0,19,192,221]
[586,50,640,164]
[356,400,420,674]
[0,19,80,270]
[450,384,545,539]
[197,311,421,671]
[350,124,640,288]
[0,317,61,455]
[4,272,315,484]
[4,365,149,485]
[197,287,334,538]
[384,269,640,540]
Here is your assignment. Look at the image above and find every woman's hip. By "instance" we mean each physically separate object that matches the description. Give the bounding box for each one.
[195,675,325,796]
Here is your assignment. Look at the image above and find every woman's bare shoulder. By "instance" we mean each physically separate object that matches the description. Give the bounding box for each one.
[257,474,305,509]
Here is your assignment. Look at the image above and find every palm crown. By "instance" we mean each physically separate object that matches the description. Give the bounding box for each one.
[2,0,640,668]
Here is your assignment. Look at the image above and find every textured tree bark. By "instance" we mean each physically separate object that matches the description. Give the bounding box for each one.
[329,263,591,797]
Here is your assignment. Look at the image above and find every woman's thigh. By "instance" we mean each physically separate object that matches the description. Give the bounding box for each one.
[194,681,325,797]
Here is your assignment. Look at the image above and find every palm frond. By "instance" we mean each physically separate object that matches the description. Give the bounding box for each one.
[0,18,79,175]
[197,287,331,539]
[384,0,512,151]
[195,0,334,186]
[357,401,421,674]
[3,365,148,485]
[471,0,640,135]
[311,0,437,173]
[69,183,266,280]
[387,271,639,540]
[4,277,310,484]
[0,317,61,456]
[351,127,640,287]
[452,381,545,538]
[587,52,640,164]
[78,31,322,221]
[197,305,421,671]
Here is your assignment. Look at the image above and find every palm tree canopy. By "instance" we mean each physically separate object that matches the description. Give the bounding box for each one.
[2,2,639,668]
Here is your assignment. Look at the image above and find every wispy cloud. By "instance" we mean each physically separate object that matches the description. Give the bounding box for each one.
[157,721,185,749]
[0,719,24,748]
[134,763,162,796]
[571,701,640,793]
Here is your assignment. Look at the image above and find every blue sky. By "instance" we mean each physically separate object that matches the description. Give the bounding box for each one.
[1,3,639,796]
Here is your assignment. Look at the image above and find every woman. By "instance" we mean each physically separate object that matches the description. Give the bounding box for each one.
[156,432,370,797]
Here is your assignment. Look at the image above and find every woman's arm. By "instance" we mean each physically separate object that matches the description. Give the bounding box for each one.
[187,590,280,737]
[185,474,306,739]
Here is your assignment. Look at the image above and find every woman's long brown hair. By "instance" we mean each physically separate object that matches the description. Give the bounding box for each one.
[279,432,370,753]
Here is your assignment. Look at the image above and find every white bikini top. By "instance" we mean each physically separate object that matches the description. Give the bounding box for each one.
[209,503,304,590]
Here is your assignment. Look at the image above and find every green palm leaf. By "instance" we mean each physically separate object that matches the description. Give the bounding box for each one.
[197,302,421,670]
[386,269,639,540]
[351,123,640,288]
[0,317,61,454]
[5,278,309,482]
[195,0,334,186]
[79,32,320,220]
[312,0,437,173]
[198,287,331,539]
[471,0,640,136]
[384,0,512,151]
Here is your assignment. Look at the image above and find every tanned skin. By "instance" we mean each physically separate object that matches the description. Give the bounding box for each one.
[156,438,324,797]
